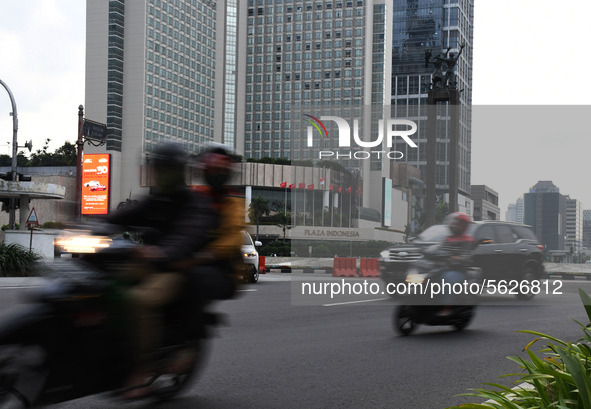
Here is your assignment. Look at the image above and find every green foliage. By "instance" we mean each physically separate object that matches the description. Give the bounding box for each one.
[246,157,291,165]
[28,139,77,166]
[249,195,270,241]
[271,211,292,241]
[0,139,77,168]
[259,240,291,257]
[447,289,591,409]
[41,221,66,229]
[1,223,19,231]
[0,242,41,277]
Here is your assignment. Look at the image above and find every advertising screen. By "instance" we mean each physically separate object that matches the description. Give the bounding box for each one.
[81,153,110,215]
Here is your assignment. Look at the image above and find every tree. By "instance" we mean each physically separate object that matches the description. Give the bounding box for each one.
[0,139,77,167]
[27,139,77,166]
[248,195,270,242]
[434,201,450,225]
[274,210,293,241]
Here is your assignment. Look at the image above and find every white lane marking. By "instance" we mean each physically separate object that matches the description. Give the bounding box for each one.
[322,298,389,307]
[238,289,258,292]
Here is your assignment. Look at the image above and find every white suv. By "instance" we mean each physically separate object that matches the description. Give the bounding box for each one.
[242,231,262,283]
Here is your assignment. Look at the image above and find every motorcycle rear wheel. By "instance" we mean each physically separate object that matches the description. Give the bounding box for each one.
[151,340,209,402]
[393,305,416,336]
[451,308,474,331]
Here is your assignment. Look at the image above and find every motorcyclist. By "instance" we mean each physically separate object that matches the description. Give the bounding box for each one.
[426,212,474,315]
[189,143,245,298]
[165,143,246,374]
[106,141,219,398]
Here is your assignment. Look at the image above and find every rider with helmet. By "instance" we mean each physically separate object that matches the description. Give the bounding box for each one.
[107,141,219,397]
[427,212,475,315]
[188,142,246,300]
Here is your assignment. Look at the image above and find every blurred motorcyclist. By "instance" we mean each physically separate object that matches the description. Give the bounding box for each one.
[426,212,474,315]
[106,141,219,397]
[188,143,245,299]
[164,143,246,375]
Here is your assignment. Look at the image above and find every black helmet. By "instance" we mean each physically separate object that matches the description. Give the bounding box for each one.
[151,141,187,171]
[199,143,236,189]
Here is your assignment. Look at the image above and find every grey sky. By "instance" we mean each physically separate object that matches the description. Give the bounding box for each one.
[1,1,590,217]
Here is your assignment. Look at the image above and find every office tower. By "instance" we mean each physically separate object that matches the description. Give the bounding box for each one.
[565,197,583,253]
[524,181,567,251]
[583,209,591,249]
[506,197,524,223]
[85,0,234,207]
[470,185,499,221]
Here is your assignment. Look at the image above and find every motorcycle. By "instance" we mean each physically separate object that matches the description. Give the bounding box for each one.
[0,229,221,407]
[392,247,481,336]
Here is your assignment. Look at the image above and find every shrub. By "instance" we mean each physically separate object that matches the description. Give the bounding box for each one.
[447,288,591,409]
[0,242,42,277]
[260,240,291,257]
[41,221,66,229]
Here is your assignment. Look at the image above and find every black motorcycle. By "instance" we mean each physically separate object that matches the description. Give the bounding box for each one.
[392,247,481,336]
[0,230,220,407]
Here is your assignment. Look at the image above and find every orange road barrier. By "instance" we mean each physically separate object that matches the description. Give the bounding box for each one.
[259,256,266,274]
[333,257,357,277]
[358,258,380,278]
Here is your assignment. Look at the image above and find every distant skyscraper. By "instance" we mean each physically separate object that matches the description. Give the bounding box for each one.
[565,197,583,253]
[524,181,567,251]
[85,0,235,207]
[506,197,523,223]
[470,185,499,221]
[583,209,591,249]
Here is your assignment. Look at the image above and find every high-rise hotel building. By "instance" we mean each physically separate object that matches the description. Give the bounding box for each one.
[85,0,237,206]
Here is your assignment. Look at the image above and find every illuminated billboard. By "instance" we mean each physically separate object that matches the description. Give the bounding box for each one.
[81,153,110,215]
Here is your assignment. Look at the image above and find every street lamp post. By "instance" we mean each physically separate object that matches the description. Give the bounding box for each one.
[0,79,19,230]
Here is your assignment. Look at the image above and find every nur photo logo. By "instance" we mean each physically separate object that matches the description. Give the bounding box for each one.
[304,115,418,160]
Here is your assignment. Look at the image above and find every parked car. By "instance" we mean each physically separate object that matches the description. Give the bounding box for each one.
[379,221,545,299]
[241,230,262,283]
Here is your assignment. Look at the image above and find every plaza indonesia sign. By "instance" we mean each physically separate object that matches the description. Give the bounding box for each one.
[304,115,418,160]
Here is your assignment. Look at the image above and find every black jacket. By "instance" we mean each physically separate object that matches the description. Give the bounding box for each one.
[107,187,219,267]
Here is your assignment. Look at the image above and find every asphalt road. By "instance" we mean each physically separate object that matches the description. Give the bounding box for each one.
[1,275,591,409]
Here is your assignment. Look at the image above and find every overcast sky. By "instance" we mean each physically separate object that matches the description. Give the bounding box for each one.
[0,0,590,217]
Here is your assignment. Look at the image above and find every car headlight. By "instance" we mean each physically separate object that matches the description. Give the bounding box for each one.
[379,250,389,260]
[55,235,112,254]
[243,251,258,258]
[405,273,426,284]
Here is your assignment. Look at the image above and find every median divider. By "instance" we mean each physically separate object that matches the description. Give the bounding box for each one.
[332,257,357,277]
[358,258,379,278]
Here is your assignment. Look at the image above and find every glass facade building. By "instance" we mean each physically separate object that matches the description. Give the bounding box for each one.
[390,0,473,195]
